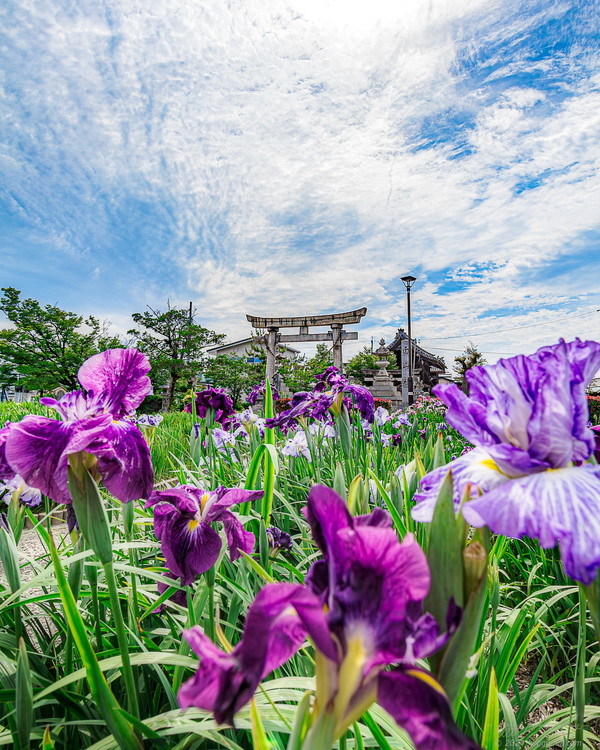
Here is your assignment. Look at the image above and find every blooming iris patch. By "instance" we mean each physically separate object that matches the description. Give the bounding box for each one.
[147,484,263,585]
[413,339,600,584]
[179,486,479,749]
[4,349,154,504]
[268,367,375,431]
[185,388,235,424]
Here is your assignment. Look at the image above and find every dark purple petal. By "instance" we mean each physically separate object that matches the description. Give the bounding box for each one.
[303,484,352,558]
[146,485,202,514]
[221,510,255,560]
[185,388,235,423]
[204,487,263,523]
[378,668,482,750]
[462,464,600,584]
[85,419,154,502]
[5,414,112,504]
[179,583,335,724]
[0,424,15,482]
[345,384,375,423]
[156,509,222,584]
[335,528,431,668]
[78,348,151,417]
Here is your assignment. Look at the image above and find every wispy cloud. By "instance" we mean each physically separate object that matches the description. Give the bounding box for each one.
[1,0,599,365]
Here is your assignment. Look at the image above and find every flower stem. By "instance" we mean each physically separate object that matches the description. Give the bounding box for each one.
[103,559,140,719]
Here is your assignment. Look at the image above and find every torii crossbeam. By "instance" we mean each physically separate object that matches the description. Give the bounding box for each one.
[246,307,367,385]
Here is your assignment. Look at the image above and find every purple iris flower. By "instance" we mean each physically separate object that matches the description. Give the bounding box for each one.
[0,423,15,482]
[179,486,478,749]
[1,474,42,507]
[246,381,280,406]
[185,388,235,424]
[413,339,600,584]
[266,526,293,552]
[146,484,263,585]
[268,368,375,430]
[4,349,154,504]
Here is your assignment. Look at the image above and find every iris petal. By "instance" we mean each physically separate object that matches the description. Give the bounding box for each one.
[462,464,600,584]
[378,667,481,750]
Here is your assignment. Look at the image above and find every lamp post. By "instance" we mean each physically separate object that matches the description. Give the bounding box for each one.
[400,275,417,405]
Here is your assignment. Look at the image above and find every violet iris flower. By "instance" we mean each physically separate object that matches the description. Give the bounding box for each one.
[147,484,263,585]
[185,388,235,424]
[179,486,479,749]
[5,349,154,504]
[268,368,375,430]
[247,380,280,406]
[1,474,42,507]
[413,339,600,584]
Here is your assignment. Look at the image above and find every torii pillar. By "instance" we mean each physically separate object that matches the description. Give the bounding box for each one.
[247,308,367,386]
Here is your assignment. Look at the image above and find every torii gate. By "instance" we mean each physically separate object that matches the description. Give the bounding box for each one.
[246,308,367,385]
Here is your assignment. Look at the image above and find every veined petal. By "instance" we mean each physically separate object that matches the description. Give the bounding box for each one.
[85,419,154,501]
[78,348,151,417]
[179,583,334,724]
[462,464,600,584]
[204,487,263,522]
[158,513,222,584]
[146,486,201,514]
[378,667,482,750]
[412,447,509,523]
[0,424,14,481]
[5,414,111,503]
[336,528,430,668]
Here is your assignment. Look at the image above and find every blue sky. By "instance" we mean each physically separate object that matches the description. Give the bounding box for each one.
[1,0,599,369]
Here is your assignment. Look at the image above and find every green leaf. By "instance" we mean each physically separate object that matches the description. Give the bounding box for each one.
[286,692,312,750]
[481,668,499,750]
[16,638,33,750]
[425,471,464,631]
[250,698,272,750]
[238,550,275,584]
[36,524,142,749]
[67,456,113,564]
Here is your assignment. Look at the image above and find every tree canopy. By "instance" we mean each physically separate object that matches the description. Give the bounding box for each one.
[128,303,224,411]
[0,287,121,393]
[453,341,487,389]
[345,346,396,384]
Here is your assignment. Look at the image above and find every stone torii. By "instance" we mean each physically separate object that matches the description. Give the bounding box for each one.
[246,308,367,385]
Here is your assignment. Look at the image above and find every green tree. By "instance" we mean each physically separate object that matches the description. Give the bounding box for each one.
[345,346,396,385]
[204,355,263,407]
[453,341,487,390]
[0,287,121,393]
[277,344,334,393]
[128,303,224,412]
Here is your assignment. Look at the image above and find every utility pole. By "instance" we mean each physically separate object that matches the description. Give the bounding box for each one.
[400,275,417,405]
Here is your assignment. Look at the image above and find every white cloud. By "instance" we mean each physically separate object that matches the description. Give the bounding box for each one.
[1,0,599,369]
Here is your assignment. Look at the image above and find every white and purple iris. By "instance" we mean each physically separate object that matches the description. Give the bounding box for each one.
[413,339,600,585]
[282,429,311,461]
[179,486,480,749]
[146,484,263,585]
[3,349,154,504]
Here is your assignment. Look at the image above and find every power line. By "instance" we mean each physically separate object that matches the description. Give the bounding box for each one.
[424,345,518,355]
[419,309,600,341]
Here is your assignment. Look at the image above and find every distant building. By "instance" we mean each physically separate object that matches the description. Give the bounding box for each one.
[206,337,301,363]
[388,328,447,392]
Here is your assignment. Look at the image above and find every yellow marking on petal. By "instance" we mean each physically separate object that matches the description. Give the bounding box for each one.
[187,519,200,532]
[332,635,367,724]
[405,669,447,696]
[200,492,210,511]
[480,458,500,472]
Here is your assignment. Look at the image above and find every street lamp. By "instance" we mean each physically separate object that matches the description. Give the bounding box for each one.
[400,275,417,405]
